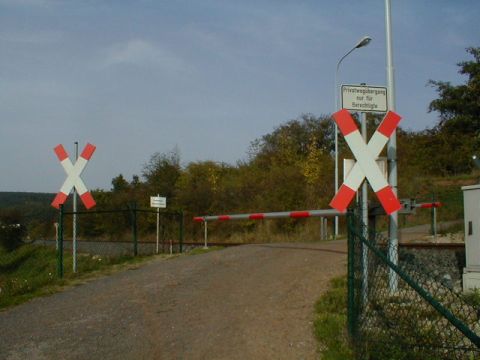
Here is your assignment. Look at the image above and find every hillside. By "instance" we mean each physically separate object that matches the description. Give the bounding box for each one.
[0,192,54,209]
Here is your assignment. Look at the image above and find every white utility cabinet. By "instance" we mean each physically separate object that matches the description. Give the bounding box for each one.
[462,184,480,291]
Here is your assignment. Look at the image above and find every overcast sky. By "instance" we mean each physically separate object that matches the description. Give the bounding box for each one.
[0,0,478,193]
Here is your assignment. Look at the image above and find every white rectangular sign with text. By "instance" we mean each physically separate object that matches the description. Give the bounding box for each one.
[341,85,388,113]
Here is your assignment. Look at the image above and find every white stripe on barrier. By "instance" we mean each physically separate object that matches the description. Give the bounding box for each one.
[194,208,343,222]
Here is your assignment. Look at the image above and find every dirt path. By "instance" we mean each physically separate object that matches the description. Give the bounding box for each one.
[0,241,347,360]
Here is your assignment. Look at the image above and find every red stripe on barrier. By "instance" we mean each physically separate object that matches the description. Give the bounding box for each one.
[54,144,68,161]
[249,214,265,220]
[330,184,356,213]
[376,111,401,138]
[290,211,310,218]
[193,217,204,222]
[376,186,401,215]
[419,202,443,209]
[80,192,96,209]
[333,109,358,136]
[218,215,231,221]
[51,192,68,209]
[81,143,96,160]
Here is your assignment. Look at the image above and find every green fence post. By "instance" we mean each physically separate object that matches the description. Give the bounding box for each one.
[179,211,184,253]
[431,192,435,235]
[57,204,64,278]
[347,209,355,338]
[131,202,138,256]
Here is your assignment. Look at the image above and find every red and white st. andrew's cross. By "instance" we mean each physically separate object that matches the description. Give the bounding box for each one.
[330,109,402,215]
[51,143,96,209]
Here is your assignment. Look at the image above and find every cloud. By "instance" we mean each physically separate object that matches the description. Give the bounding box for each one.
[101,39,189,73]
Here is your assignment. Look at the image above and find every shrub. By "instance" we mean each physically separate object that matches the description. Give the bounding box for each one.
[0,209,26,251]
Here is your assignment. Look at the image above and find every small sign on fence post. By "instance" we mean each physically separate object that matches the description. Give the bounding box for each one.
[151,196,167,254]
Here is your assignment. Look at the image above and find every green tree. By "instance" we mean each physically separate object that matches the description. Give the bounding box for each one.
[142,148,181,202]
[0,209,26,251]
[111,174,129,193]
[429,47,480,135]
[427,47,480,174]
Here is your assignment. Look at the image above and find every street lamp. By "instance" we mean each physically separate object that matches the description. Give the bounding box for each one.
[333,35,372,237]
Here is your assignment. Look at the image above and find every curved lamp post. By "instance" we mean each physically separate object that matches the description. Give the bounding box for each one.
[333,35,372,237]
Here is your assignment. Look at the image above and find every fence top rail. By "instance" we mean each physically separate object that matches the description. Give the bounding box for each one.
[61,208,182,216]
[194,208,344,222]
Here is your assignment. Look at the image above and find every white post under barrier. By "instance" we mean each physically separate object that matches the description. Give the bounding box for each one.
[204,221,208,249]
[324,218,328,240]
[320,217,325,240]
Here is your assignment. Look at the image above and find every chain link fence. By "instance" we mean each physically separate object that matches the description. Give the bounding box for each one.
[347,209,480,359]
[55,204,184,277]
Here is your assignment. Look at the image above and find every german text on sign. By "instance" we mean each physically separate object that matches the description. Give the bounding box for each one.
[51,143,96,209]
[341,84,388,113]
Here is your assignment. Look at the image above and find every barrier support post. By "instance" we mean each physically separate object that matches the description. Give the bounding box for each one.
[320,217,324,240]
[179,211,184,253]
[204,221,208,249]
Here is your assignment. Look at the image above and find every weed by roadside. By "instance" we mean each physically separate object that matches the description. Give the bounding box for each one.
[187,246,224,256]
[0,244,227,310]
[0,244,155,309]
[314,276,353,360]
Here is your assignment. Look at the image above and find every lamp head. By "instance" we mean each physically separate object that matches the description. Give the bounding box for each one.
[355,36,372,49]
[473,155,480,169]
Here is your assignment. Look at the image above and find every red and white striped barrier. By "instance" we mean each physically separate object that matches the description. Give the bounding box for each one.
[330,109,402,215]
[416,202,443,209]
[51,143,96,209]
[194,208,342,222]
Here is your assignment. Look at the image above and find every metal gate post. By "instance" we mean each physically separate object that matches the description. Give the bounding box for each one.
[130,202,138,256]
[347,209,356,337]
[57,204,64,278]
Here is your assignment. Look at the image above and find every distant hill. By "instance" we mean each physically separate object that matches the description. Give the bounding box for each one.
[0,192,55,209]
[0,193,58,230]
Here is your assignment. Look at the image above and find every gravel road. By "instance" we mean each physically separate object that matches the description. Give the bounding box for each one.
[0,241,347,360]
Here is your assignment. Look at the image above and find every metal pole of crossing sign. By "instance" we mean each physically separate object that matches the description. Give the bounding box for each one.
[73,141,78,273]
[361,111,369,303]
[156,194,160,254]
[385,0,398,292]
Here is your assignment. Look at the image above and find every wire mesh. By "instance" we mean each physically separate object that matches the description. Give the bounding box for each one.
[59,206,184,263]
[348,210,480,360]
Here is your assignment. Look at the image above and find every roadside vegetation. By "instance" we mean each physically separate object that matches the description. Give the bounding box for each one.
[0,242,227,310]
[0,244,155,310]
[314,276,353,360]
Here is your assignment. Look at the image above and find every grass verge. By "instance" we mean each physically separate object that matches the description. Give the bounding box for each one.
[0,244,156,310]
[314,276,353,360]
[1,244,226,310]
[187,246,224,255]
